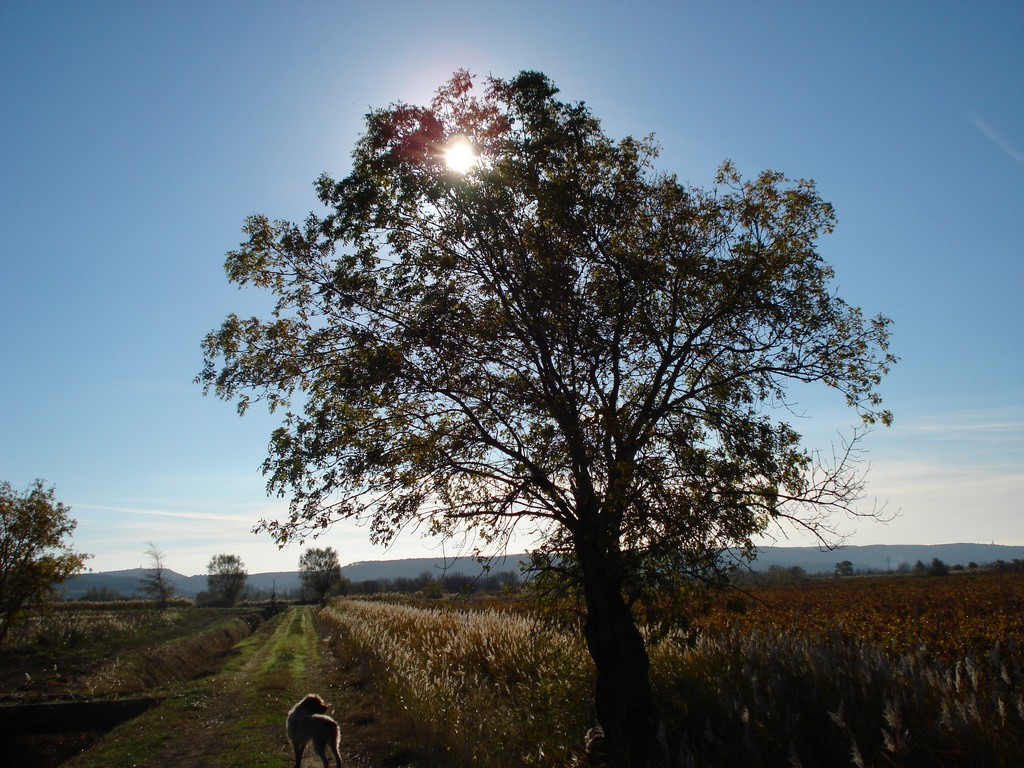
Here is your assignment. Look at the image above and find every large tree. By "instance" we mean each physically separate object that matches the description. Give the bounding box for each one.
[199,71,894,765]
[0,480,89,645]
[206,553,247,606]
[298,546,344,603]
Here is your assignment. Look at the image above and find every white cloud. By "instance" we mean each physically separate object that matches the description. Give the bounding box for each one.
[897,405,1024,435]
[971,116,1024,166]
[73,503,255,524]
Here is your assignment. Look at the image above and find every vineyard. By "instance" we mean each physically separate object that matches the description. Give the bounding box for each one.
[321,572,1024,767]
[693,572,1024,662]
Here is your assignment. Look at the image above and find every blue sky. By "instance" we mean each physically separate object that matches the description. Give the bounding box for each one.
[2,1,1021,575]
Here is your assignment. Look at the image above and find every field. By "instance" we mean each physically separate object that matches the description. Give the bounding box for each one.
[319,572,1024,767]
[1,573,1022,767]
[0,605,264,766]
[657,573,1024,766]
[0,602,431,768]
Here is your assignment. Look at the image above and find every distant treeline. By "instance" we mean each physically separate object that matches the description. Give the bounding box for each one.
[77,569,524,602]
[735,557,1024,585]
[346,569,522,596]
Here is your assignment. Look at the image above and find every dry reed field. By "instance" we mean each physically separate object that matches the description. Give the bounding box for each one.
[321,599,593,766]
[323,573,1024,767]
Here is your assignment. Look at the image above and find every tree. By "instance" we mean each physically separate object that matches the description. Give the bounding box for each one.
[140,541,175,609]
[199,71,895,765]
[765,565,807,584]
[0,480,90,645]
[835,560,854,577]
[298,546,344,603]
[80,586,123,601]
[206,553,247,605]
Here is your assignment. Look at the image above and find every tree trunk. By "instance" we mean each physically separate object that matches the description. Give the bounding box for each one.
[578,543,664,767]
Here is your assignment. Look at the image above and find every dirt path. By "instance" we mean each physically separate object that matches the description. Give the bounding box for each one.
[60,606,424,768]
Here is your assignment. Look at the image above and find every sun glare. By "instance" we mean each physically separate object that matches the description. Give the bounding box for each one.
[443,137,477,174]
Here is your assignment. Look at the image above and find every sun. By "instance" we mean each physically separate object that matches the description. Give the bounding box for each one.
[443,137,477,174]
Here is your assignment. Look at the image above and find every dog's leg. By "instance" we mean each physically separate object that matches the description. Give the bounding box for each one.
[313,736,331,767]
[291,737,305,768]
[329,733,342,767]
[320,720,342,767]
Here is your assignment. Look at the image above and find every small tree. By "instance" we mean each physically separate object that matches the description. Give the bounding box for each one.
[206,553,247,605]
[835,560,854,577]
[0,480,90,645]
[298,546,343,603]
[139,541,176,609]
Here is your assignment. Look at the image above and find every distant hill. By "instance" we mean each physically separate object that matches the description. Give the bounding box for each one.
[747,543,1024,574]
[60,568,157,599]
[60,544,1024,599]
[339,545,1024,580]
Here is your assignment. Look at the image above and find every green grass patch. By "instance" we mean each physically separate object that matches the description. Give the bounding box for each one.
[62,679,213,768]
[62,608,318,768]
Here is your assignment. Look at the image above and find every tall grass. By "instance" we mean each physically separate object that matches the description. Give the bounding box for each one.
[322,598,593,766]
[4,606,188,651]
[650,629,1024,767]
[322,596,1023,767]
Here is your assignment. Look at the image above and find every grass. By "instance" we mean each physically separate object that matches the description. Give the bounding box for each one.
[0,605,257,703]
[648,628,1024,766]
[7,604,208,653]
[322,598,594,767]
[319,577,1024,767]
[61,607,323,768]
[79,614,257,697]
[11,575,1024,766]
[255,607,317,686]
[6,602,431,767]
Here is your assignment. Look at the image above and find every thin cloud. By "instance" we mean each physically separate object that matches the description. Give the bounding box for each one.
[73,503,253,524]
[971,115,1024,165]
[896,406,1024,442]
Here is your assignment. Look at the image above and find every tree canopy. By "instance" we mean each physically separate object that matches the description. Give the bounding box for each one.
[0,480,89,645]
[199,70,894,764]
[298,546,344,603]
[206,553,247,606]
